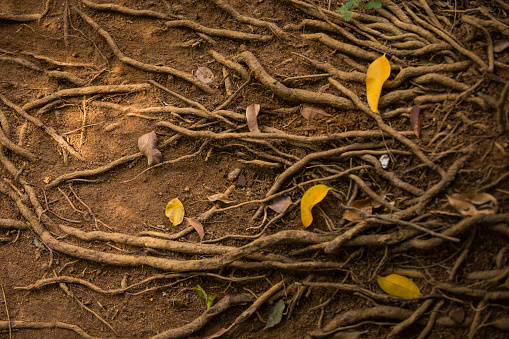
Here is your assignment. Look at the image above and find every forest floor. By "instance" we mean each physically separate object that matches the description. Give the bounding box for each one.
[1,0,509,338]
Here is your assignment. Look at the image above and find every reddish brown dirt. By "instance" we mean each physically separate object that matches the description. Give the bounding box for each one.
[1,0,509,338]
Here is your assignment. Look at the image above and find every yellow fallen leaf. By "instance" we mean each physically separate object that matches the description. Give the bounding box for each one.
[376,274,421,298]
[301,184,330,227]
[165,198,185,226]
[366,54,391,113]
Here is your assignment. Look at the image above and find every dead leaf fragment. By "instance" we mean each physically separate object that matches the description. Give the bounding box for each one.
[410,104,422,138]
[246,104,261,133]
[138,131,162,166]
[196,66,214,84]
[344,197,374,221]
[449,308,465,324]
[494,40,509,53]
[268,196,293,214]
[186,217,205,241]
[300,105,331,120]
[207,193,234,204]
[447,192,499,216]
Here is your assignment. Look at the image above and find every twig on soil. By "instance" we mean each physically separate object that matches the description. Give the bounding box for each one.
[121,141,209,183]
[215,73,252,111]
[52,270,120,336]
[1,285,11,339]
[0,94,84,161]
[210,277,293,338]
[22,83,151,112]
[148,80,234,126]
[73,6,214,94]
[18,50,96,68]
[0,320,98,339]
[150,294,255,339]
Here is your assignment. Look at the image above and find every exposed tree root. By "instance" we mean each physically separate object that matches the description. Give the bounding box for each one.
[0,320,98,339]
[150,294,255,339]
[1,1,507,337]
[0,0,50,22]
[72,7,214,94]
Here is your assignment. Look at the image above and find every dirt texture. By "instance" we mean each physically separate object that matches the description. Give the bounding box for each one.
[1,0,509,338]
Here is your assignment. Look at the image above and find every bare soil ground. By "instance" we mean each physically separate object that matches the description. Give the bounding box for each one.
[1,0,509,338]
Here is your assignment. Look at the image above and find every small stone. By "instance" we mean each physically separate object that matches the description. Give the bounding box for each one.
[43,177,51,184]
[228,168,242,181]
[380,154,390,169]
[183,186,190,192]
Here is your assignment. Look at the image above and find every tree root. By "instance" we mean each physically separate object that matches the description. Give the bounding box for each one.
[209,0,288,39]
[0,320,98,339]
[0,0,50,22]
[82,0,181,20]
[72,6,214,94]
[235,51,355,109]
[164,20,272,42]
[150,294,255,339]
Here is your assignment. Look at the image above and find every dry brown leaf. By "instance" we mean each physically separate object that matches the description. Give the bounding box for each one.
[300,105,331,120]
[494,40,509,53]
[447,192,499,216]
[268,196,293,214]
[344,197,373,221]
[246,103,261,133]
[196,66,214,84]
[207,193,234,204]
[410,104,422,138]
[186,217,205,241]
[138,131,162,166]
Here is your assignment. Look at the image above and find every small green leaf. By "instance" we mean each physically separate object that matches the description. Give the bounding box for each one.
[206,295,216,309]
[193,285,216,309]
[265,300,285,329]
[193,285,207,299]
[366,2,374,10]
[374,0,382,9]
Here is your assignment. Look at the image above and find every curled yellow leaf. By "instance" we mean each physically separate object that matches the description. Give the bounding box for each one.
[165,198,185,226]
[366,54,391,113]
[376,274,421,298]
[300,184,331,227]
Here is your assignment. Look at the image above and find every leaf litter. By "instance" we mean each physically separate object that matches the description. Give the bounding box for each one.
[447,192,499,216]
